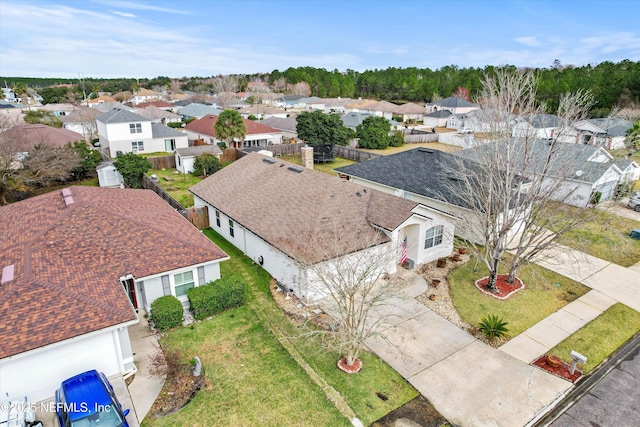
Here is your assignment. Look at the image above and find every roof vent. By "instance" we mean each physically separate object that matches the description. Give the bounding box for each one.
[575,170,584,177]
[356,192,361,197]
[418,148,434,153]
[287,165,304,173]
[1,265,14,284]
[263,158,276,164]
[61,188,71,197]
[64,196,74,206]
[61,188,74,207]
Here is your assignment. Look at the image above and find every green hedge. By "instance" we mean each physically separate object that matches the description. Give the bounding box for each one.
[150,295,183,331]
[187,276,246,320]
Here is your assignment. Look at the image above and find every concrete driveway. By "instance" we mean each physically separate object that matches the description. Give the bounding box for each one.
[364,273,572,427]
[596,199,640,221]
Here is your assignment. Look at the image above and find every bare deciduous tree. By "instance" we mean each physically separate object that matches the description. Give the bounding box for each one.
[446,68,604,292]
[298,221,413,372]
[272,77,287,93]
[212,75,240,109]
[290,81,311,97]
[20,143,81,187]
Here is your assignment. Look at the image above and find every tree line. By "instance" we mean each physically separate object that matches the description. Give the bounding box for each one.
[2,60,638,116]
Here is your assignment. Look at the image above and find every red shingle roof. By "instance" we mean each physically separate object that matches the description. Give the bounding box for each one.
[0,186,228,358]
[185,114,280,138]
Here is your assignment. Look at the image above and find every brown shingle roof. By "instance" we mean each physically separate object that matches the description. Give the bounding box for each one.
[1,124,86,151]
[190,153,419,265]
[0,186,228,358]
[185,114,281,137]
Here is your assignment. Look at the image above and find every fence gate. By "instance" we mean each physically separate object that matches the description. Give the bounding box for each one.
[184,206,210,229]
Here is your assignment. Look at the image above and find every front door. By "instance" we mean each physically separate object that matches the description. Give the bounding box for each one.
[122,278,138,309]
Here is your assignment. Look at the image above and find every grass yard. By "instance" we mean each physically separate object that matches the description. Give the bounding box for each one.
[279,155,357,175]
[359,141,462,155]
[549,204,640,266]
[143,229,418,426]
[547,303,640,373]
[449,256,589,337]
[146,169,202,208]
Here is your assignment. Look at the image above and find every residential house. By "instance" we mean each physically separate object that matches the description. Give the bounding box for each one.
[238,105,288,120]
[340,112,402,131]
[512,113,563,139]
[278,94,306,109]
[130,88,162,104]
[38,103,76,117]
[423,110,452,127]
[178,103,222,120]
[135,100,177,113]
[96,108,188,157]
[60,107,101,141]
[260,116,299,141]
[455,140,624,207]
[393,102,426,123]
[175,145,223,174]
[566,118,633,150]
[345,98,379,113]
[1,87,19,103]
[363,100,398,119]
[135,105,182,125]
[615,158,640,184]
[90,101,132,113]
[0,186,228,403]
[185,114,283,148]
[1,124,87,159]
[87,95,117,107]
[190,153,455,303]
[427,96,479,114]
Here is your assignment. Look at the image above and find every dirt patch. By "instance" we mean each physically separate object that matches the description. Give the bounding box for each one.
[371,395,450,427]
[532,355,582,383]
[147,365,207,418]
[269,279,334,330]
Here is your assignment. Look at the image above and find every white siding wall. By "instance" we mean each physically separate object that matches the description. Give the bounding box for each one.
[0,328,127,402]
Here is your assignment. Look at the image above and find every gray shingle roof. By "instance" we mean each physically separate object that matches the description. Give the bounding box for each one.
[176,145,222,157]
[433,97,476,108]
[425,110,452,118]
[91,102,132,113]
[586,118,633,137]
[151,122,185,138]
[96,108,150,123]
[190,153,420,265]
[260,116,298,133]
[522,113,562,128]
[178,103,222,118]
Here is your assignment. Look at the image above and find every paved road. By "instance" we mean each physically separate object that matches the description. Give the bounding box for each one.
[536,333,640,427]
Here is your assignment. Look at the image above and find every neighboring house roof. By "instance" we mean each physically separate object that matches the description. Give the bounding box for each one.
[176,145,222,157]
[96,108,150,124]
[135,106,181,121]
[60,107,101,124]
[190,153,419,265]
[89,95,117,104]
[393,102,426,114]
[0,186,228,359]
[150,122,185,139]
[581,118,633,137]
[433,96,477,108]
[345,99,379,109]
[178,103,222,118]
[341,112,375,128]
[238,105,287,115]
[336,147,477,209]
[185,114,280,137]
[260,116,298,133]
[134,88,161,97]
[90,102,132,113]
[521,113,562,128]
[1,124,86,151]
[425,110,452,118]
[366,100,398,113]
[135,101,174,109]
[39,103,76,113]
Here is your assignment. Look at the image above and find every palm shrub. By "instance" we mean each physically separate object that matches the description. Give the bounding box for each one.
[478,314,509,340]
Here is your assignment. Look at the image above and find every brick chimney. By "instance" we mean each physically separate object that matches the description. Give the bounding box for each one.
[301,145,314,170]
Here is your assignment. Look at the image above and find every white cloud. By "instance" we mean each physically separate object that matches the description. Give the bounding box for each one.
[514,36,541,47]
[112,11,137,18]
[91,0,191,15]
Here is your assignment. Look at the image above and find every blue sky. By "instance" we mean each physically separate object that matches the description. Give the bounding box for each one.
[0,0,638,78]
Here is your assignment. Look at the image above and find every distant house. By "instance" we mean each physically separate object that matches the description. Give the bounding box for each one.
[87,95,117,107]
[135,105,182,125]
[512,113,563,139]
[178,103,222,120]
[61,107,101,141]
[363,100,398,119]
[393,102,426,123]
[135,100,177,113]
[130,88,162,104]
[423,110,452,127]
[1,124,87,161]
[38,103,76,117]
[0,186,228,403]
[190,153,454,303]
[175,145,223,174]
[238,105,288,120]
[614,158,640,183]
[90,101,132,113]
[427,97,479,115]
[260,116,299,141]
[567,118,634,150]
[340,112,401,131]
[185,114,283,148]
[96,108,188,157]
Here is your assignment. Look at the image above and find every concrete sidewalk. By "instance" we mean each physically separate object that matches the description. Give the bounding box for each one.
[127,310,165,424]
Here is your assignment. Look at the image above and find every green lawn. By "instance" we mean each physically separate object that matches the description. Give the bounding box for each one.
[146,169,202,208]
[143,229,418,426]
[358,141,462,155]
[279,155,356,175]
[550,204,640,266]
[449,256,589,337]
[547,303,640,373]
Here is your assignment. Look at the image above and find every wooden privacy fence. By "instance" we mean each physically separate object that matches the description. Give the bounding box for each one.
[142,175,185,211]
[147,155,176,170]
[333,145,381,162]
[184,206,209,229]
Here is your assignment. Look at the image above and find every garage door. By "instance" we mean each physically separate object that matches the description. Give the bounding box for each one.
[596,180,616,202]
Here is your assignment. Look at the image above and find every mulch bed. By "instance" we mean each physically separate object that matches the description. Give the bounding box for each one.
[147,365,207,418]
[475,274,524,300]
[532,355,582,383]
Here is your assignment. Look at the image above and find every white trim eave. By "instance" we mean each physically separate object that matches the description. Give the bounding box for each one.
[133,258,229,282]
[0,315,139,363]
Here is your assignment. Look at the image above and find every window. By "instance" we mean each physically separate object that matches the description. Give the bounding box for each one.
[129,123,142,134]
[174,271,194,297]
[424,225,444,249]
[131,141,144,152]
[215,210,221,227]
[165,139,175,151]
[229,219,234,237]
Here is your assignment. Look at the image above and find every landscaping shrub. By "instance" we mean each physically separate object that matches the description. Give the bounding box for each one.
[478,314,509,340]
[150,295,183,331]
[167,122,184,129]
[188,276,246,320]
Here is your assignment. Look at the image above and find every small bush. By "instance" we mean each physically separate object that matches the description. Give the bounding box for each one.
[188,276,246,320]
[150,295,183,331]
[168,122,184,129]
[193,153,221,176]
[478,314,509,340]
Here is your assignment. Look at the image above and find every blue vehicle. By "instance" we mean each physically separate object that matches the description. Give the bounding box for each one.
[54,370,130,427]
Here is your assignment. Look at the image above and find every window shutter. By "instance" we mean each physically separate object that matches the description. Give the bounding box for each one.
[197,266,205,285]
[161,275,171,295]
